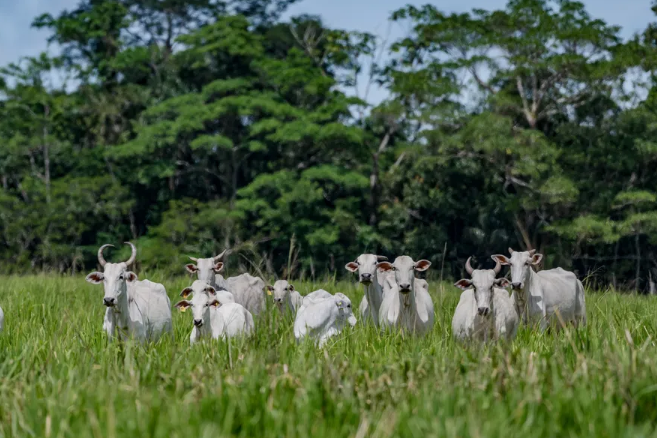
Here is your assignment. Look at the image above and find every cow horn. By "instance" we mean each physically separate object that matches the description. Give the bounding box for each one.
[377,255,388,262]
[213,249,229,262]
[189,256,198,262]
[528,249,536,257]
[508,247,515,255]
[124,242,137,267]
[465,257,474,276]
[97,244,114,267]
[493,258,501,275]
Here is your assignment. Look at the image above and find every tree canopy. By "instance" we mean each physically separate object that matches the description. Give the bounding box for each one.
[1,0,657,290]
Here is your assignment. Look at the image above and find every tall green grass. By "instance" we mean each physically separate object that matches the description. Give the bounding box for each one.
[1,275,657,437]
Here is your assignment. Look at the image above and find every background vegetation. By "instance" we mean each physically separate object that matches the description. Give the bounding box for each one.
[2,0,657,290]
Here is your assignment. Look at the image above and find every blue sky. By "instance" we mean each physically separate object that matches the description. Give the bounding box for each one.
[0,0,653,101]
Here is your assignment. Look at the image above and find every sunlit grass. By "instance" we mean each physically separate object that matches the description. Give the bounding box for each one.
[1,275,657,437]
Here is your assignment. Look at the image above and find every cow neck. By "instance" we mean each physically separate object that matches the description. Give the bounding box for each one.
[515,267,534,320]
[365,270,383,311]
[400,280,416,310]
[113,281,132,331]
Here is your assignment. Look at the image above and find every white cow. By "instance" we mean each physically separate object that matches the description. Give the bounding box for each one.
[492,248,586,330]
[0,306,4,333]
[86,243,172,342]
[186,252,267,315]
[377,256,434,335]
[267,280,303,314]
[452,257,518,342]
[294,292,357,347]
[345,254,390,327]
[175,280,254,344]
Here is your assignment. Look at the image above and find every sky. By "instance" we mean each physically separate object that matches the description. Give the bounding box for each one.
[0,0,653,101]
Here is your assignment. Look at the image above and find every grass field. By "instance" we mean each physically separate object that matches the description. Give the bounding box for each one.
[1,275,657,437]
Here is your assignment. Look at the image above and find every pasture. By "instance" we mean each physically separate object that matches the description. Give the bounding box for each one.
[1,275,656,437]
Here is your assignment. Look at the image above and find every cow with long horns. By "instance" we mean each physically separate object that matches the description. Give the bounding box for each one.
[451,257,518,342]
[491,248,586,330]
[86,243,172,342]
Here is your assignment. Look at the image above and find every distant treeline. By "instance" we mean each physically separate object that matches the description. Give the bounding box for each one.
[1,0,657,290]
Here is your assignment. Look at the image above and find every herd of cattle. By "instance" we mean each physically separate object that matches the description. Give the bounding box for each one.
[0,242,587,345]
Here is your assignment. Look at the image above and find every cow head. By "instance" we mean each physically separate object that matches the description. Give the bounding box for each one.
[377,256,431,293]
[454,257,509,316]
[334,293,357,326]
[175,280,220,328]
[86,243,138,308]
[491,248,542,291]
[267,280,294,309]
[185,249,228,284]
[345,254,388,284]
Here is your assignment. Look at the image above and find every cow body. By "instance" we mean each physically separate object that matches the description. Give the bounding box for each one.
[176,280,254,344]
[377,256,434,336]
[492,249,586,330]
[268,280,303,314]
[345,254,389,326]
[87,243,172,343]
[452,258,518,342]
[294,292,357,347]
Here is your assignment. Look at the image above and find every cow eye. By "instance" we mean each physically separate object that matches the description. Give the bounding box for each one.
[118,274,124,280]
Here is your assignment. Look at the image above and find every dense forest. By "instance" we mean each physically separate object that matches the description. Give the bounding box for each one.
[1,0,657,290]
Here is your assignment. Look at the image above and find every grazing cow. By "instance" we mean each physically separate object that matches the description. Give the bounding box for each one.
[294,292,357,347]
[492,248,586,329]
[377,256,435,335]
[452,257,518,342]
[175,280,254,344]
[345,254,389,326]
[185,251,267,315]
[86,243,172,342]
[0,306,4,333]
[267,280,303,314]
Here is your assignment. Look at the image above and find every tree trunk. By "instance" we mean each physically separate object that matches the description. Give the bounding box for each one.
[635,232,641,294]
[369,130,392,227]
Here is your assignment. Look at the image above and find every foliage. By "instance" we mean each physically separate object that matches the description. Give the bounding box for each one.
[2,0,657,288]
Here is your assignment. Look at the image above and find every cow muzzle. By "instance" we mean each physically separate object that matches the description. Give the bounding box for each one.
[103,297,116,307]
[359,273,372,283]
[477,307,490,317]
[399,283,411,293]
[511,282,523,290]
[193,319,203,327]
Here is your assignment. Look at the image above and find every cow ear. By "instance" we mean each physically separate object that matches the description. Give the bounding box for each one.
[213,262,224,272]
[414,260,431,272]
[208,299,221,308]
[345,262,358,272]
[377,262,394,272]
[125,272,138,283]
[86,272,104,284]
[185,264,199,274]
[454,279,472,290]
[180,287,193,298]
[205,286,217,296]
[495,278,510,288]
[175,301,191,312]
[531,253,543,265]
[491,255,510,266]
[266,285,273,295]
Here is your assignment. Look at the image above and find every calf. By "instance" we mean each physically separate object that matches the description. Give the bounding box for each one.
[175,280,254,344]
[267,280,303,314]
[86,243,172,342]
[492,248,586,330]
[452,257,518,342]
[294,292,357,347]
[345,254,389,326]
[377,256,434,335]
